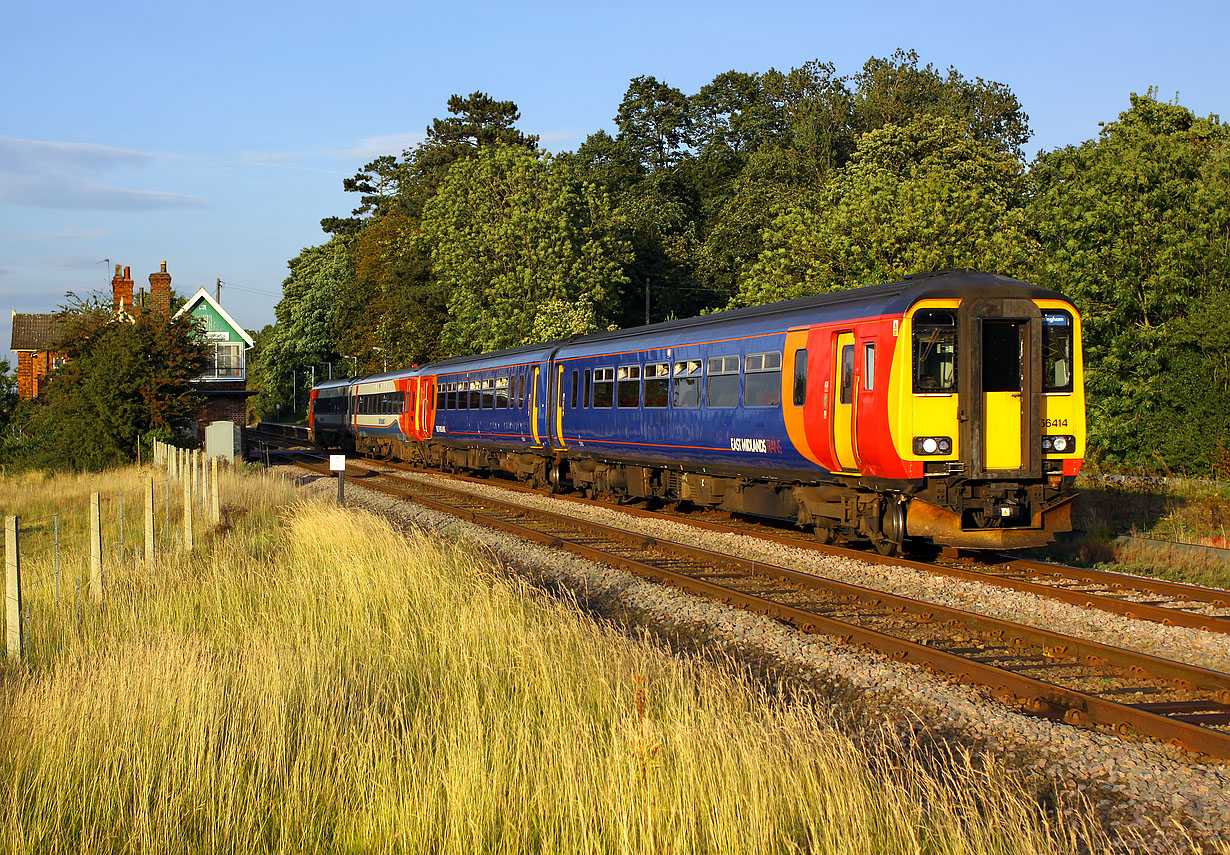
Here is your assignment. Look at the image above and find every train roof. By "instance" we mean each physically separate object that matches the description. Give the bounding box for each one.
[423,340,562,376]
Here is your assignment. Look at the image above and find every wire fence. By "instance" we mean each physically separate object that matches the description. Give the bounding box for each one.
[3,440,226,663]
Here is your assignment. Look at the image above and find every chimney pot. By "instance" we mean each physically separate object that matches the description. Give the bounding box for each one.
[160,260,167,273]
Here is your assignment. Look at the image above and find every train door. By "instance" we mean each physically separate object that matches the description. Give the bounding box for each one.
[832,332,858,472]
[960,299,1042,478]
[405,382,418,439]
[530,366,542,447]
[554,364,568,450]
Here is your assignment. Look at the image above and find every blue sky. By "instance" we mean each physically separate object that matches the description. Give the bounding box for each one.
[4,0,1227,365]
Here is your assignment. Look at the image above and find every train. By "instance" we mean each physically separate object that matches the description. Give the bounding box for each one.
[309,269,1085,553]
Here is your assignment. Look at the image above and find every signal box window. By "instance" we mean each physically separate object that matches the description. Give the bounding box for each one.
[913,309,957,393]
[839,345,855,404]
[593,367,614,407]
[1043,312,1074,393]
[673,360,701,408]
[793,349,808,406]
[707,355,739,408]
[744,351,781,407]
[617,365,641,407]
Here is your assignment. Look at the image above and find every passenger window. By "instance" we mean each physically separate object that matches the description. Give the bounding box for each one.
[481,379,494,409]
[706,355,739,408]
[517,375,525,409]
[495,377,509,408]
[643,363,669,407]
[1043,312,1074,393]
[863,344,875,392]
[593,367,614,407]
[793,349,808,406]
[673,360,701,408]
[743,351,781,407]
[839,345,855,404]
[913,309,957,393]
[617,365,641,407]
[437,384,447,411]
[571,370,579,408]
[584,369,591,407]
[469,381,481,410]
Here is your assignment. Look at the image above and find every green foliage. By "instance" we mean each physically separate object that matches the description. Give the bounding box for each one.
[616,76,693,172]
[733,115,1033,306]
[1028,91,1230,469]
[420,144,631,354]
[5,298,209,472]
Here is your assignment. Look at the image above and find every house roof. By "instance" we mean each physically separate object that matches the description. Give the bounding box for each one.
[10,312,63,351]
[173,287,255,347]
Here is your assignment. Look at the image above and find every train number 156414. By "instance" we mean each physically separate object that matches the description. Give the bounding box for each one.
[1044,418,1069,428]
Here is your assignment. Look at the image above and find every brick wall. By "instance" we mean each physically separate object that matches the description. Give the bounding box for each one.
[15,351,61,399]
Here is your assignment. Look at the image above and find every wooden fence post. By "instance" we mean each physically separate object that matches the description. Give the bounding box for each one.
[182,469,194,551]
[5,516,21,661]
[211,457,221,525]
[89,492,103,602]
[144,477,155,561]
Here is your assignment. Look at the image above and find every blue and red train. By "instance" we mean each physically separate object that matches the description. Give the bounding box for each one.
[310,269,1085,552]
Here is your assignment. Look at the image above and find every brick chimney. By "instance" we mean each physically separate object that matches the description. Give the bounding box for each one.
[111,264,134,313]
[148,260,171,316]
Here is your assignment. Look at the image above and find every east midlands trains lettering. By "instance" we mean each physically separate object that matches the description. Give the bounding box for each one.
[731,437,782,454]
[308,270,1086,554]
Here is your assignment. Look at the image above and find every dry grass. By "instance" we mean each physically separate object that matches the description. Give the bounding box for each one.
[0,466,1187,853]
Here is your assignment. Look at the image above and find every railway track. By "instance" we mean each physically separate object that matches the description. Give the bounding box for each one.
[288,455,1230,760]
[357,457,1230,637]
[246,426,1230,634]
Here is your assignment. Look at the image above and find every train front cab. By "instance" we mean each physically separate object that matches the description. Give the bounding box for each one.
[892,294,1085,548]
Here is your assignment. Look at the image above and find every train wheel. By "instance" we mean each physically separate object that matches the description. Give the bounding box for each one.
[813,526,835,544]
[872,536,900,557]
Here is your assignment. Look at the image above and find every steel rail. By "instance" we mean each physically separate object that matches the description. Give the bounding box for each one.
[364,458,1230,635]
[293,458,1230,759]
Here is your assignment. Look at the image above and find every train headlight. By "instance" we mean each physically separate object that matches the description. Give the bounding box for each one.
[1042,435,1076,454]
[913,436,953,455]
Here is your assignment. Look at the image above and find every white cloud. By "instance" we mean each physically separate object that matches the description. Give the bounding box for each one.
[333,132,426,163]
[0,135,206,211]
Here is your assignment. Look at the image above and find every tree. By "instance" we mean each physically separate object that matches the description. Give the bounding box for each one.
[252,237,354,419]
[733,115,1033,307]
[691,70,784,155]
[853,49,1031,156]
[9,297,209,471]
[413,91,539,185]
[1028,91,1230,468]
[420,144,631,354]
[616,76,693,171]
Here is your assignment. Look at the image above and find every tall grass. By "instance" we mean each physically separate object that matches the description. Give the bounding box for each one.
[0,467,1157,853]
